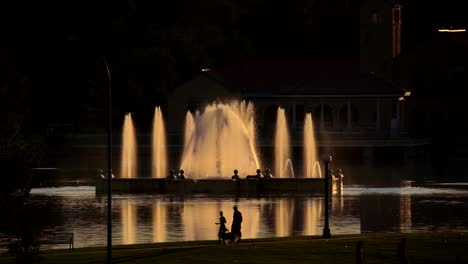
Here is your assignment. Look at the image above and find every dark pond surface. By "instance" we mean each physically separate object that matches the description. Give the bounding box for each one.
[1,182,466,249]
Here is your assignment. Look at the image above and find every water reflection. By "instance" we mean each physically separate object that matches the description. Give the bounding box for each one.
[117,196,325,243]
[121,199,136,244]
[152,202,166,242]
[17,186,468,248]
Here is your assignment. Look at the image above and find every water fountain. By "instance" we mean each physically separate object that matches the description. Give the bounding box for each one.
[121,113,137,178]
[152,106,167,178]
[304,113,320,178]
[97,101,342,195]
[179,101,261,178]
[283,159,295,178]
[275,107,292,178]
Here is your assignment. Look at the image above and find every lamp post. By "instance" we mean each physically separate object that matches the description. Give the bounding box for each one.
[323,154,332,238]
[104,57,112,264]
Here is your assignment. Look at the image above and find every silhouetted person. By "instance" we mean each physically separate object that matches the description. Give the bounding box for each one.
[179,169,186,179]
[98,169,105,179]
[216,211,228,241]
[256,169,263,178]
[231,169,240,180]
[231,206,243,241]
[263,168,273,178]
[167,170,176,179]
[333,168,344,180]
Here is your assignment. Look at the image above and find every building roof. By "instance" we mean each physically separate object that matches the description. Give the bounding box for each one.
[204,57,403,97]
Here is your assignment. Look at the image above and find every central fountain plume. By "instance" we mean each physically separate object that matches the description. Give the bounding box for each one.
[304,113,320,178]
[121,113,137,178]
[180,101,261,178]
[152,107,167,178]
[275,107,292,178]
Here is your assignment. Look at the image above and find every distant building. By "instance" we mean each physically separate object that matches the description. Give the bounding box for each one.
[168,57,408,146]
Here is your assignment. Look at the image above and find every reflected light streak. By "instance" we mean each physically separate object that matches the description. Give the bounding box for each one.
[438,29,466,33]
[276,199,293,237]
[121,200,136,244]
[399,194,412,232]
[152,202,167,242]
[304,199,322,235]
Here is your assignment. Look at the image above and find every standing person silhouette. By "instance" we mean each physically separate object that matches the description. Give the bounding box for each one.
[231,169,240,180]
[231,206,243,242]
[216,211,228,242]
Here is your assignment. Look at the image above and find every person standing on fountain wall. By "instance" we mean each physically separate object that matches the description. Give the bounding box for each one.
[178,170,186,179]
[231,169,240,180]
[231,206,243,240]
[263,168,273,178]
[333,168,344,180]
[167,170,176,179]
[256,169,263,179]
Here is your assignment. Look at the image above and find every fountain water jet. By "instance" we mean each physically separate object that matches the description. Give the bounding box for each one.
[313,161,322,178]
[284,159,295,178]
[304,113,319,178]
[152,107,167,178]
[121,113,137,178]
[180,101,261,178]
[184,111,195,149]
[275,107,292,178]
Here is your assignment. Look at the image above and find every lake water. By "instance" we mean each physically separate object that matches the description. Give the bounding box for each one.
[3,183,466,249]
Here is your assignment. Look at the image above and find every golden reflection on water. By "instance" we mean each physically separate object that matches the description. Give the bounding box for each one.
[121,200,136,244]
[121,197,330,243]
[399,194,412,232]
[305,199,322,235]
[152,202,166,242]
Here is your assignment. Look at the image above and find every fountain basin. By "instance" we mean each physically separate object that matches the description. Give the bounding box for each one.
[95,177,342,195]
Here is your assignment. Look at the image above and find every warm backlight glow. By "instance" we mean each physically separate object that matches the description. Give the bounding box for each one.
[180,101,261,178]
[275,107,291,178]
[152,107,167,178]
[404,91,411,97]
[304,113,320,178]
[121,113,137,178]
[438,28,466,33]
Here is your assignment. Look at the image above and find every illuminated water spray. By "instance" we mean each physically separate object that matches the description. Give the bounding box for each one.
[304,113,320,178]
[180,101,261,178]
[121,113,137,178]
[275,107,292,178]
[152,107,167,178]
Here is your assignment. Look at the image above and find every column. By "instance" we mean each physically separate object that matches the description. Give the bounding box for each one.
[376,99,381,130]
[347,100,351,129]
[320,103,324,129]
[292,103,296,128]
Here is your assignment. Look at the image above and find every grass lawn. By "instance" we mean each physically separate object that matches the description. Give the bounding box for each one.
[1,232,467,264]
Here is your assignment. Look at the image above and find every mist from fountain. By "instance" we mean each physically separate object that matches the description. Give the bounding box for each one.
[275,107,292,178]
[152,107,167,178]
[304,113,320,178]
[180,101,261,178]
[121,113,137,178]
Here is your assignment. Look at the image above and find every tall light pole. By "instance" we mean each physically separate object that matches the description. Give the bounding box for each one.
[323,154,332,238]
[104,57,112,264]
